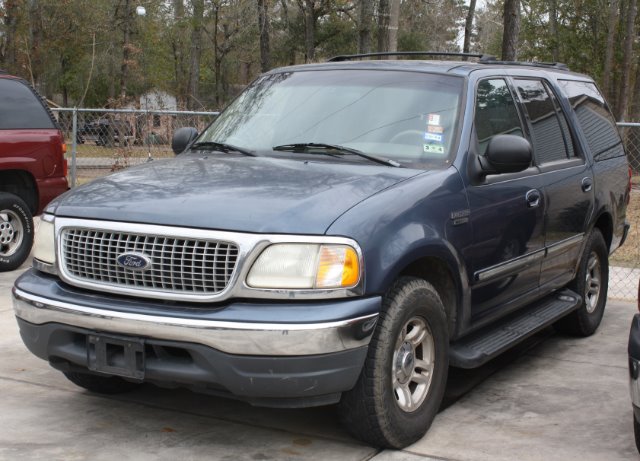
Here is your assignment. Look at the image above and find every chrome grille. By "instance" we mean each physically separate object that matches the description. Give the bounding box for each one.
[61,228,239,295]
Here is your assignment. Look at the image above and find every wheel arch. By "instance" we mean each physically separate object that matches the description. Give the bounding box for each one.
[592,210,613,251]
[397,256,460,337]
[0,169,39,214]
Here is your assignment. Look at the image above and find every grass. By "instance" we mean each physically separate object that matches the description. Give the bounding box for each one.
[70,143,174,159]
[611,188,640,267]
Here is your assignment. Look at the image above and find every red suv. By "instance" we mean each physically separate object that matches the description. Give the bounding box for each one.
[0,73,68,271]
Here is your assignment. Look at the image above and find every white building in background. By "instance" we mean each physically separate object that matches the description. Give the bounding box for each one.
[139,91,178,111]
[118,91,180,146]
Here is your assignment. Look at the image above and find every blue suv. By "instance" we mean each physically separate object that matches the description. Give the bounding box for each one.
[13,53,630,448]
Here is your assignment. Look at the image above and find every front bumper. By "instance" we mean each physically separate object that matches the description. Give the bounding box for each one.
[13,288,377,356]
[629,314,640,414]
[13,270,380,407]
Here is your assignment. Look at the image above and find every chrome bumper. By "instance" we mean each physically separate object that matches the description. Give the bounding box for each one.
[12,288,377,356]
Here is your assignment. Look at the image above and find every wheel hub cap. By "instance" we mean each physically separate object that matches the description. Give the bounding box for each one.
[0,220,15,244]
[395,342,415,384]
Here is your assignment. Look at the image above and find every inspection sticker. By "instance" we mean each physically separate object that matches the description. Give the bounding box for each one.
[424,144,445,154]
[427,114,441,126]
[424,132,444,143]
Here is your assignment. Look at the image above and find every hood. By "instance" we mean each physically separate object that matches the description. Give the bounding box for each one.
[50,154,423,234]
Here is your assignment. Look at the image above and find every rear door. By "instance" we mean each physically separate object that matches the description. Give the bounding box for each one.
[513,78,594,290]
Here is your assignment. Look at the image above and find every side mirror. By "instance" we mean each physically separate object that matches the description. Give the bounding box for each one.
[172,127,198,155]
[481,134,532,174]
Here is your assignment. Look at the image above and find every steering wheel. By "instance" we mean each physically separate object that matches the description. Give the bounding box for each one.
[389,129,425,144]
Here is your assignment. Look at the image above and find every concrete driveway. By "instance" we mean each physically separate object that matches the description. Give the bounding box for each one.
[1,261,638,460]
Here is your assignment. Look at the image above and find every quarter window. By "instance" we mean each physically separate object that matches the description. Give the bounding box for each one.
[474,79,525,155]
[558,80,624,161]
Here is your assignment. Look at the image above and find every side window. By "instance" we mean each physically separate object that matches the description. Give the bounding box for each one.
[474,79,525,155]
[544,81,576,158]
[558,79,624,161]
[0,79,55,129]
[515,79,569,164]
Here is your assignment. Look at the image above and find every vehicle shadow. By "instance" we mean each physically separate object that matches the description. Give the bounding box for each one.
[441,328,554,410]
[105,328,556,446]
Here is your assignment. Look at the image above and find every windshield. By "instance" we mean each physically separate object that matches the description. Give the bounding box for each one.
[198,70,463,168]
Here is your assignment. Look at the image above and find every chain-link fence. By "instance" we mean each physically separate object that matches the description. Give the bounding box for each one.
[51,108,218,187]
[614,122,640,300]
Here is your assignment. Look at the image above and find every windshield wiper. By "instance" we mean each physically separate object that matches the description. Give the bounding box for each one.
[190,141,256,157]
[272,143,401,168]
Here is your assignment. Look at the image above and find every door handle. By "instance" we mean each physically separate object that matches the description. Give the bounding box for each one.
[582,177,593,192]
[526,189,541,208]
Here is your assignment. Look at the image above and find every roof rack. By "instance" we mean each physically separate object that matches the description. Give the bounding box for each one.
[478,56,570,71]
[327,51,495,62]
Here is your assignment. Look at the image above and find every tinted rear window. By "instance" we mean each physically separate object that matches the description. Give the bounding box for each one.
[0,78,55,129]
[515,78,575,163]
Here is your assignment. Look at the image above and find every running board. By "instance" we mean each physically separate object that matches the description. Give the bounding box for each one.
[449,289,582,369]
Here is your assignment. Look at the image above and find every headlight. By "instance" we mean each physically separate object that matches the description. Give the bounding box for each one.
[246,243,360,289]
[33,215,56,270]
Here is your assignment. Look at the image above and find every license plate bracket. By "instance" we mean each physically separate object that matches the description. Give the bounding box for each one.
[87,334,145,380]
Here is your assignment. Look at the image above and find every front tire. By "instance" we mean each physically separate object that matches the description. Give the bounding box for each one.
[555,229,608,336]
[0,193,34,272]
[338,277,449,448]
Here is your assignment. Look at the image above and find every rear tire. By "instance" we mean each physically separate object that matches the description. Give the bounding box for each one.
[555,229,608,336]
[64,371,141,394]
[0,193,34,272]
[338,277,449,448]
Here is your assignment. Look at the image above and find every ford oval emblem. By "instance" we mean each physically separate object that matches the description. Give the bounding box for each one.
[116,252,151,271]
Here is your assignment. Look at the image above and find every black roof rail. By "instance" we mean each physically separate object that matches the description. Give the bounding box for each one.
[327,51,495,62]
[478,56,570,71]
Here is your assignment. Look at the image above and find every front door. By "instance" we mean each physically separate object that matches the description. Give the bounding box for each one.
[466,78,545,321]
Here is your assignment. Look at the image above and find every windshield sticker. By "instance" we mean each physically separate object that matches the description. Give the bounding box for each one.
[427,125,444,134]
[424,143,445,155]
[427,114,441,126]
[424,132,444,143]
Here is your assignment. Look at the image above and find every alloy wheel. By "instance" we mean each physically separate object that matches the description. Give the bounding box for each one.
[0,209,23,257]
[392,316,435,412]
[584,251,601,314]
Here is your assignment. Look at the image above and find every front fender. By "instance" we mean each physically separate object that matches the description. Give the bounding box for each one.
[326,167,472,335]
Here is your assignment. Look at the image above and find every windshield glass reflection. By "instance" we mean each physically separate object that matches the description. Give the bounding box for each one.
[198,70,463,169]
